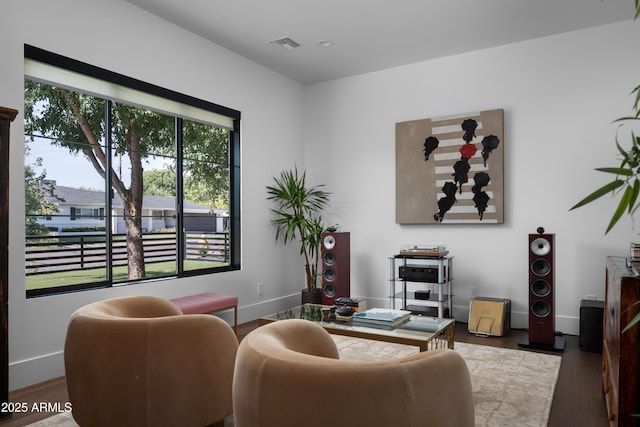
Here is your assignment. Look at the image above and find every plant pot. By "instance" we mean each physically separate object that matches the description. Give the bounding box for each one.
[301,287,322,305]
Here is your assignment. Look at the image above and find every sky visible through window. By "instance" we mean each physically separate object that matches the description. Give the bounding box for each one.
[27,137,171,190]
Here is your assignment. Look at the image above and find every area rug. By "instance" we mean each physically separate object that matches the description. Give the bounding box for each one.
[333,336,562,427]
[26,337,561,427]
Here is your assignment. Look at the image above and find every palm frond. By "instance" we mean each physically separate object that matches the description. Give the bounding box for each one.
[569,179,625,210]
[622,300,640,334]
[606,184,634,233]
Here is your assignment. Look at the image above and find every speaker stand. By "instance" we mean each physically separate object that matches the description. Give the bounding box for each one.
[518,335,565,353]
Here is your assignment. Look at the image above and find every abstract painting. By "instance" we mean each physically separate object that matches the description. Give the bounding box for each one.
[395,109,504,224]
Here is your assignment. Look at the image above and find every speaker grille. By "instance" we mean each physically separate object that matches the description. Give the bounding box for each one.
[322,235,336,250]
[531,259,551,276]
[323,267,336,282]
[323,283,336,297]
[530,279,551,297]
[530,237,551,256]
[531,300,551,317]
[323,251,336,266]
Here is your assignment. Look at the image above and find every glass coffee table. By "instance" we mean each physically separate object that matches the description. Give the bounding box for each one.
[259,303,455,351]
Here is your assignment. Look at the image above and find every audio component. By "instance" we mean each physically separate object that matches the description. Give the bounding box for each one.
[528,228,555,345]
[518,226,565,352]
[579,300,604,353]
[321,231,350,305]
[399,265,440,282]
[414,290,431,300]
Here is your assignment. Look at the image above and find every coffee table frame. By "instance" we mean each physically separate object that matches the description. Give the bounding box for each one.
[259,304,454,351]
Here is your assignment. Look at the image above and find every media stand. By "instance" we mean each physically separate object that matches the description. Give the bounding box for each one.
[389,254,453,318]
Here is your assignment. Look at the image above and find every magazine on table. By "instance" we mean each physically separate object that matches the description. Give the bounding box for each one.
[352,308,412,327]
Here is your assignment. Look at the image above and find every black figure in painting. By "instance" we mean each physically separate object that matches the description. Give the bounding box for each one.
[423,136,439,161]
[472,172,491,220]
[452,157,470,194]
[481,135,500,166]
[461,118,478,142]
[433,181,458,222]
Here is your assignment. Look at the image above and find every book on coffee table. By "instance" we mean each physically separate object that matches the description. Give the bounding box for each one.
[352,308,412,327]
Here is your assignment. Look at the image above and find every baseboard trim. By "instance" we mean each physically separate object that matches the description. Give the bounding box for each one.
[9,294,580,391]
[361,296,580,336]
[10,351,65,391]
[9,294,302,391]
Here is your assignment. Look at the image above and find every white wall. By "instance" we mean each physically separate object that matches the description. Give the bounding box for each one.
[2,0,307,390]
[303,20,640,335]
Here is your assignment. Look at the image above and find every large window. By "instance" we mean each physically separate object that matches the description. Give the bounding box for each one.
[24,45,241,297]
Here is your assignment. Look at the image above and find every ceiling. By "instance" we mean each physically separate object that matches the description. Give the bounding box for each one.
[125,0,633,85]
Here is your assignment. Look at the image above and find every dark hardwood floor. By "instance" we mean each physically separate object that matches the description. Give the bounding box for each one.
[455,323,609,427]
[0,321,608,427]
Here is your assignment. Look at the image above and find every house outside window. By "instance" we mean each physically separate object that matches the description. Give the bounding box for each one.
[76,208,100,219]
[23,45,241,297]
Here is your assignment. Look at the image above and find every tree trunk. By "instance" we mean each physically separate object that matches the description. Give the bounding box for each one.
[124,197,145,280]
[123,125,146,280]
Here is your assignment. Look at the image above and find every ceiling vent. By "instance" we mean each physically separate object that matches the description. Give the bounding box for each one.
[267,37,302,50]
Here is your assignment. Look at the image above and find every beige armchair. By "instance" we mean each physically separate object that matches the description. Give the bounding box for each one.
[64,295,238,427]
[233,319,474,427]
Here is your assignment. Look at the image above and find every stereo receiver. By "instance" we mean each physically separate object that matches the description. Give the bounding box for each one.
[399,265,440,282]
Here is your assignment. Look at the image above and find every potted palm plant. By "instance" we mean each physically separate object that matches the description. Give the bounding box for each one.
[267,167,330,303]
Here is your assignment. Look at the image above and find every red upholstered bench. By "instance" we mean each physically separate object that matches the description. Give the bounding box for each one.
[170,293,238,335]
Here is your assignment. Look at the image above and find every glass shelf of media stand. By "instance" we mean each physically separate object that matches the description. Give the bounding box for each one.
[389,255,453,319]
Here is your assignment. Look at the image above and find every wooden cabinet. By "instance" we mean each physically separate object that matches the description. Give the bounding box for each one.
[603,256,640,426]
[0,107,17,417]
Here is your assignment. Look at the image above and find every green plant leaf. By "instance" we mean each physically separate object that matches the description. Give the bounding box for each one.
[616,132,639,168]
[630,179,640,214]
[569,180,625,210]
[606,185,633,233]
[622,300,640,334]
[633,85,640,116]
[612,116,640,124]
[623,312,640,334]
[594,167,633,176]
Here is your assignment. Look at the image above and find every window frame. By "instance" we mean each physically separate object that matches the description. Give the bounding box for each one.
[24,45,241,298]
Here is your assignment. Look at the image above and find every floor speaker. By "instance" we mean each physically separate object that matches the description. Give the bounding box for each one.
[528,228,555,346]
[321,231,350,305]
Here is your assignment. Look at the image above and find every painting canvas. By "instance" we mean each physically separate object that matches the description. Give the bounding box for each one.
[396,109,504,224]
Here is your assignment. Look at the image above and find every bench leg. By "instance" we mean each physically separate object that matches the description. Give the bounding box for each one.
[233,305,238,336]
